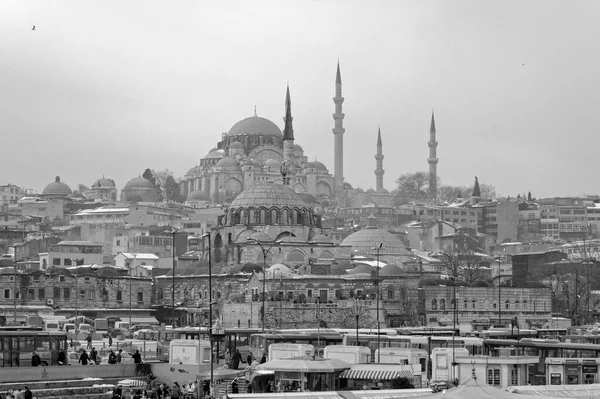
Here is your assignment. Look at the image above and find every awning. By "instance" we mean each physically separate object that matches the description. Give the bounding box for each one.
[130,317,160,325]
[339,369,414,380]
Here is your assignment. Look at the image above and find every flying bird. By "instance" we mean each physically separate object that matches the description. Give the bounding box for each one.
[522,63,525,66]
[32,25,35,30]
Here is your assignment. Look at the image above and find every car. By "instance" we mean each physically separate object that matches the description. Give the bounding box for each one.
[99,351,135,364]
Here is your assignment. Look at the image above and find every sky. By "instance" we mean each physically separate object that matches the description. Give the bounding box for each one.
[1,0,599,199]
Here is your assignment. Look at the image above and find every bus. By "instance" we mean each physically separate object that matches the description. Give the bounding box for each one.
[0,330,68,367]
[157,327,261,362]
[249,331,345,361]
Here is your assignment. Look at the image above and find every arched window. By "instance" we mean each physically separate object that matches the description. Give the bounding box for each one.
[282,209,288,224]
[248,209,255,224]
[239,210,246,224]
[472,300,476,309]
[450,298,456,310]
[259,209,266,224]
[505,299,510,310]
[463,300,468,309]
[493,302,497,309]
[515,300,520,310]
[522,300,528,310]
[440,299,446,311]
[387,287,394,300]
[431,299,437,311]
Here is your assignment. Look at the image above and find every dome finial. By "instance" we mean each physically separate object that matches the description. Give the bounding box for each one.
[55,176,60,182]
[254,105,257,117]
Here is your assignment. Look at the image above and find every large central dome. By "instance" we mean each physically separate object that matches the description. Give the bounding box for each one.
[227,115,283,137]
[229,182,307,209]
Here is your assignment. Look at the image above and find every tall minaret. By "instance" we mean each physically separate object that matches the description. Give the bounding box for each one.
[282,84,295,163]
[428,111,439,200]
[375,127,385,191]
[332,61,345,193]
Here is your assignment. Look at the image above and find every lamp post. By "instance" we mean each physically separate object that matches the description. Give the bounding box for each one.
[371,243,383,363]
[72,258,82,334]
[10,246,19,325]
[170,229,178,328]
[353,299,360,346]
[496,256,502,327]
[129,254,135,337]
[247,238,281,332]
[450,276,457,384]
[201,232,213,391]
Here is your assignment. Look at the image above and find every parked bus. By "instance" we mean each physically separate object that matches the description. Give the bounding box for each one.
[249,331,345,361]
[0,330,68,367]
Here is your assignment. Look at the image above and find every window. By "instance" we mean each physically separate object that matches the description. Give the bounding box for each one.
[431,299,437,311]
[53,287,60,299]
[53,258,61,266]
[472,300,476,309]
[511,368,518,386]
[28,289,35,299]
[117,290,122,301]
[505,300,510,310]
[487,367,501,387]
[464,300,468,309]
[450,298,456,310]
[64,258,72,266]
[137,292,144,303]
[38,288,45,299]
[522,300,527,310]
[64,288,70,300]
[440,299,446,311]
[80,290,85,299]
[307,289,313,298]
[87,290,95,299]
[59,275,65,282]
[4,289,10,299]
[387,288,394,299]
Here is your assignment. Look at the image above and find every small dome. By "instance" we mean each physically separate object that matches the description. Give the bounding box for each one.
[187,190,210,201]
[203,149,225,159]
[293,144,304,152]
[357,188,364,193]
[306,161,328,172]
[91,177,115,188]
[124,176,155,190]
[351,264,373,274]
[341,228,408,255]
[377,188,390,194]
[96,267,123,278]
[215,157,240,170]
[185,166,200,177]
[268,263,291,277]
[366,188,376,194]
[42,176,72,196]
[380,264,402,276]
[310,234,332,244]
[229,182,308,209]
[227,115,283,137]
[229,141,244,150]
[343,182,353,189]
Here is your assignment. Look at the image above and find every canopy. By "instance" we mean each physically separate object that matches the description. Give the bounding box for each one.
[197,368,245,380]
[118,379,146,387]
[129,317,160,325]
[227,388,433,399]
[256,356,350,373]
[339,369,414,381]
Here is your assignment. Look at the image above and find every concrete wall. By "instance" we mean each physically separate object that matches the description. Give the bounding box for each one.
[0,363,149,383]
[149,362,213,386]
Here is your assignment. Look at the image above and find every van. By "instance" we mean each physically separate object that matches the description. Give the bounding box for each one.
[44,320,61,332]
[79,323,92,334]
[64,323,76,333]
[115,321,130,332]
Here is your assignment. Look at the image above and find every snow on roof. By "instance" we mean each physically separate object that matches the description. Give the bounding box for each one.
[71,207,129,216]
[119,253,159,260]
[353,260,386,268]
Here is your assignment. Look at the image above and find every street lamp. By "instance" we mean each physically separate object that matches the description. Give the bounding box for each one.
[72,258,83,334]
[247,237,281,332]
[168,229,179,328]
[353,299,360,346]
[496,256,502,327]
[450,276,457,384]
[200,232,213,391]
[371,243,383,363]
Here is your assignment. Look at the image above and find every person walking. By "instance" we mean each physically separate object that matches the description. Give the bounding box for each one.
[132,349,142,364]
[23,387,32,399]
[108,334,113,347]
[169,382,181,399]
[31,351,41,367]
[116,349,122,364]
[231,349,242,370]
[260,353,266,364]
[90,347,98,365]
[246,352,252,366]
[108,350,116,364]
[57,350,66,366]
[86,334,92,350]
[79,349,90,366]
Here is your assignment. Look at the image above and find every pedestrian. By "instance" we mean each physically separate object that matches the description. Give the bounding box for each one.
[14,388,23,399]
[57,350,66,366]
[86,334,92,350]
[246,352,252,366]
[90,347,98,365]
[112,385,122,399]
[155,384,166,399]
[108,334,113,347]
[79,349,90,366]
[116,349,122,364]
[132,389,142,399]
[108,350,116,364]
[23,387,32,399]
[133,349,142,364]
[260,353,266,364]
[31,351,41,367]
[169,382,181,399]
[231,349,242,369]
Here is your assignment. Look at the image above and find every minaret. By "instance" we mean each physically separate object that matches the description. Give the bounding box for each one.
[332,61,345,193]
[282,84,295,163]
[428,111,439,200]
[375,127,385,191]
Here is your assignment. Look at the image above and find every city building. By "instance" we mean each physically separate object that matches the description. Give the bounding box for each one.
[84,177,118,202]
[120,176,161,203]
[114,252,160,269]
[518,202,542,242]
[0,184,25,206]
[39,241,104,269]
[475,200,519,246]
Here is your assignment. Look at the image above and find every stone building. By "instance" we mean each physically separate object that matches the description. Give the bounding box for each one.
[120,176,161,203]
[419,283,553,330]
[0,266,152,322]
[84,177,118,202]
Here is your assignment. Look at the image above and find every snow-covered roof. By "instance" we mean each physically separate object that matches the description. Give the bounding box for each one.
[118,253,159,260]
[71,207,129,216]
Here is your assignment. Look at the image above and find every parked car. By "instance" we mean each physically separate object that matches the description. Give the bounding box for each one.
[100,351,135,364]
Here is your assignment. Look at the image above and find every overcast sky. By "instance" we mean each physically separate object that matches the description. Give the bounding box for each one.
[1,0,599,199]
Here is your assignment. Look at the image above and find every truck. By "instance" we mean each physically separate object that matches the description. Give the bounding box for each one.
[169,339,212,365]
[268,343,314,361]
[324,345,371,364]
[94,318,108,338]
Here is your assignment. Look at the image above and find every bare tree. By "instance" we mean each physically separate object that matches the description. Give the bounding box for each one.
[395,172,435,202]
[437,185,469,203]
